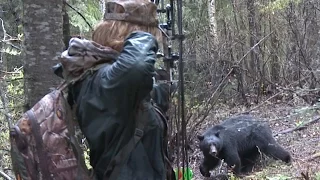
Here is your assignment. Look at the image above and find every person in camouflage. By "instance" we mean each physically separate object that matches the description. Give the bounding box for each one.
[54,0,175,179]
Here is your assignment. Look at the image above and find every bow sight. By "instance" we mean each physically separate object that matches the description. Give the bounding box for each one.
[151,0,181,82]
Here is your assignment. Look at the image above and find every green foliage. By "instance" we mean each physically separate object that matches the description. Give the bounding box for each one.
[1,34,22,56]
[0,129,11,171]
[293,105,316,116]
[67,0,103,36]
[0,3,23,172]
[261,0,302,13]
[182,0,208,36]
[0,130,9,150]
[5,67,24,117]
[215,0,233,19]
[315,172,320,180]
[83,148,92,169]
[228,173,239,180]
[266,174,292,180]
[1,47,21,56]
[0,68,24,175]
[294,119,304,127]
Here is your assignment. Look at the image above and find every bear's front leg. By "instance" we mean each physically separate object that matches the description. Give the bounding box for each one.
[199,161,211,177]
[223,150,242,176]
[199,155,221,177]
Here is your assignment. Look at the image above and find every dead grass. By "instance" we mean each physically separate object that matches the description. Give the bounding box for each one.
[183,99,320,180]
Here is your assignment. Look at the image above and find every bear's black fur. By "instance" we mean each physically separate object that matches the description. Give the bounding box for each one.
[198,115,292,177]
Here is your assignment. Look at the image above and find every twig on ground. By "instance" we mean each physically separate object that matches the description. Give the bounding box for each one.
[301,171,310,180]
[274,117,320,136]
[306,152,320,162]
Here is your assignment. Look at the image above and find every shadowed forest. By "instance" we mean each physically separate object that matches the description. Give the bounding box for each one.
[0,0,319,179]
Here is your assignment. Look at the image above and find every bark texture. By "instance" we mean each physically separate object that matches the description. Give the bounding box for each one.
[22,0,64,108]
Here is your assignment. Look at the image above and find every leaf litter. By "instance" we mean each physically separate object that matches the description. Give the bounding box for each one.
[183,100,320,180]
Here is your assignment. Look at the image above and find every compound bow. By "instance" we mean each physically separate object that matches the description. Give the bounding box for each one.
[150,0,189,178]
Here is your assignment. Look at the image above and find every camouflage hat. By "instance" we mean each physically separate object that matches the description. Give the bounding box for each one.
[104,0,159,27]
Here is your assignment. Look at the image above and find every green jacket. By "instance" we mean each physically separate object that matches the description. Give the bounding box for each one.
[66,31,170,180]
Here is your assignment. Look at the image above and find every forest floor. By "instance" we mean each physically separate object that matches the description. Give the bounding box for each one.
[185,98,320,180]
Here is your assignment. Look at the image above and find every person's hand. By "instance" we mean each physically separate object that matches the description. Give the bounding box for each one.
[125,31,159,53]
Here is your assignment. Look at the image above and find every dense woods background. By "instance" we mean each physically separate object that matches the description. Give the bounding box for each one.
[0,0,319,179]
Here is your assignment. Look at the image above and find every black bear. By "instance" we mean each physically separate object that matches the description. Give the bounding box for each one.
[197,115,292,177]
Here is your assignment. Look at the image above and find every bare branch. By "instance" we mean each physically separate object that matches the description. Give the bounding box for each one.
[300,172,310,180]
[0,170,13,180]
[0,17,7,40]
[64,0,93,32]
[0,66,23,74]
[306,152,320,162]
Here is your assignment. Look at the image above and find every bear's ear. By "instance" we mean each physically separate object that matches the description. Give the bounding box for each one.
[197,135,204,141]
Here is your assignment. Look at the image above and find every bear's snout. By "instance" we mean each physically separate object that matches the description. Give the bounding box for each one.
[209,144,218,156]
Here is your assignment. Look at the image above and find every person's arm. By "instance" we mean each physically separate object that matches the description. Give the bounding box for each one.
[104,31,159,81]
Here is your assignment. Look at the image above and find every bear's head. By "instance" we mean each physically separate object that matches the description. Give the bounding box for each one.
[197,125,224,157]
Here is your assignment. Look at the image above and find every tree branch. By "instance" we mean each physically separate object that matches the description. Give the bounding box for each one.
[0,149,10,152]
[306,152,320,161]
[274,116,320,136]
[0,170,13,180]
[64,0,93,31]
[0,17,7,40]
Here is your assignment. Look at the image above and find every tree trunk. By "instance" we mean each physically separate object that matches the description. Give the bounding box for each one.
[246,0,256,79]
[22,0,64,109]
[63,1,71,50]
[230,0,248,105]
[100,0,106,15]
[208,0,218,44]
[270,14,280,91]
[246,0,261,102]
[208,0,224,90]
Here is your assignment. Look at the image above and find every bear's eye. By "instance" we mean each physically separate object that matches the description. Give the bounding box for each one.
[197,135,204,141]
[215,132,220,137]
